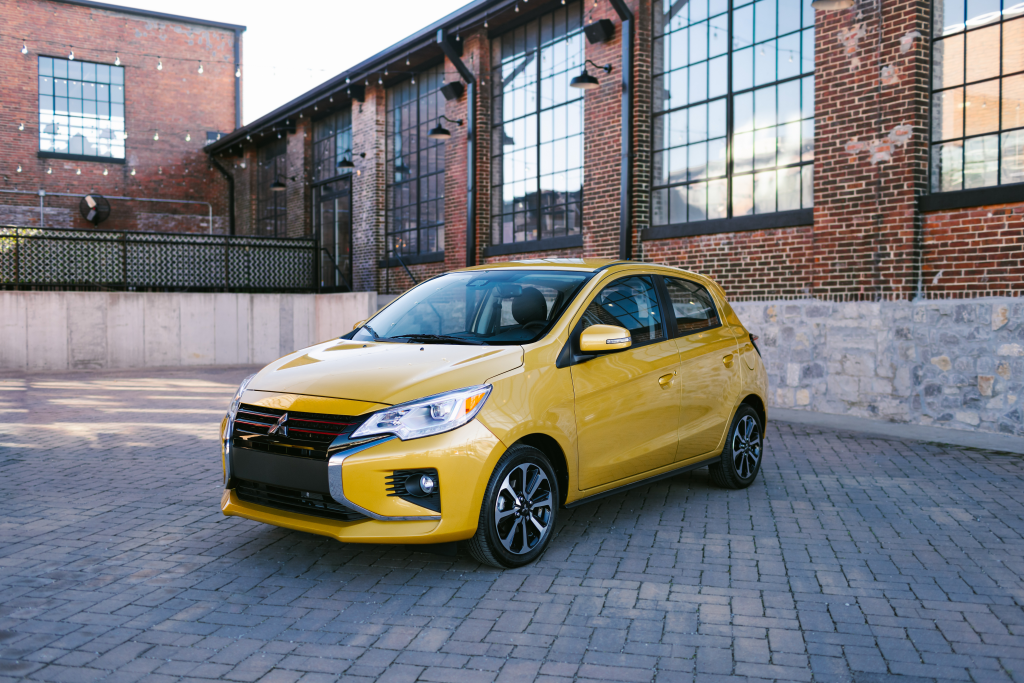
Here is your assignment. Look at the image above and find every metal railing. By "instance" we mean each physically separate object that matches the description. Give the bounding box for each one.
[0,226,317,292]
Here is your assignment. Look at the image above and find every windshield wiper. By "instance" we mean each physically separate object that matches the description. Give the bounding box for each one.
[363,323,382,340]
[395,334,488,346]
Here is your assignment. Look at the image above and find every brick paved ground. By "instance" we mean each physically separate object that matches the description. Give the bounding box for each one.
[1,367,1023,683]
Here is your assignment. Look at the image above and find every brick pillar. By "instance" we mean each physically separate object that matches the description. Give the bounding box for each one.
[351,85,386,293]
[813,0,930,298]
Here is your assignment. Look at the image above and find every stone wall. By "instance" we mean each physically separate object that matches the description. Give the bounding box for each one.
[731,298,1024,437]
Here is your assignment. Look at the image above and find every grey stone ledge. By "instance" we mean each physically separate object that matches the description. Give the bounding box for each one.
[772,407,1024,455]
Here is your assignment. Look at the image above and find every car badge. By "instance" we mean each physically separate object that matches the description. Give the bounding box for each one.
[268,412,289,437]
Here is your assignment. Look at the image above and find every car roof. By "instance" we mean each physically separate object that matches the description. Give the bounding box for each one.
[459,259,710,282]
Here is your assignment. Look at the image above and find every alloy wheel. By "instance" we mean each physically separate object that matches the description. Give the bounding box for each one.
[493,463,553,555]
[731,415,761,479]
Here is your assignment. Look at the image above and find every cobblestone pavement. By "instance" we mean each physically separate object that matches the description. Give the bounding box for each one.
[1,367,1023,683]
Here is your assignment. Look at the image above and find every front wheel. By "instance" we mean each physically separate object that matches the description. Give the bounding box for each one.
[708,405,764,489]
[467,445,558,568]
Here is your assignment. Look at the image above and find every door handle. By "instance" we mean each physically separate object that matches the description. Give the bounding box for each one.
[723,354,734,367]
[658,372,675,387]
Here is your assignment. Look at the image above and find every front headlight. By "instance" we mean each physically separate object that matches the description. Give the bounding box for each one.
[224,373,257,440]
[350,384,492,441]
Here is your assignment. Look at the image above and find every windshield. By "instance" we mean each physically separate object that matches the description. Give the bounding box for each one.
[348,270,592,345]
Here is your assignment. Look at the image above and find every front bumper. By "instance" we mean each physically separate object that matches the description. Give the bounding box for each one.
[220,419,504,544]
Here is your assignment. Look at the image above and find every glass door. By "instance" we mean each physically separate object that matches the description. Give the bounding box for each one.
[317,177,352,291]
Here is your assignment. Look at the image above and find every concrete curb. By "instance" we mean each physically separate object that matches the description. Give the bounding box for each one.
[771,408,1024,455]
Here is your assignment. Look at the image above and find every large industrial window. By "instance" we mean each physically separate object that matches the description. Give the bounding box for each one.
[651,0,814,228]
[257,138,288,237]
[932,0,1024,191]
[38,56,126,160]
[386,64,446,259]
[491,2,585,247]
[313,109,353,183]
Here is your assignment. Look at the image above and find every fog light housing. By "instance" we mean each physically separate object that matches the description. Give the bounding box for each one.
[386,468,440,513]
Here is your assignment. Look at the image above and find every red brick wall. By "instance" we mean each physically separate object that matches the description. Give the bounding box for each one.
[923,203,1024,297]
[1,0,239,234]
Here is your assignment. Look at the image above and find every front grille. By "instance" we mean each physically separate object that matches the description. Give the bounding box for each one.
[232,404,363,459]
[235,479,367,522]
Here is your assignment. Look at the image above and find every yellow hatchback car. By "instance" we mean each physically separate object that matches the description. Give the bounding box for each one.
[221,259,767,567]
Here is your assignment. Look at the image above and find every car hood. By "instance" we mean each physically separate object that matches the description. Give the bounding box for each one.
[249,339,525,407]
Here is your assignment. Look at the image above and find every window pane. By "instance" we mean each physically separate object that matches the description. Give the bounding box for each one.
[934,34,965,90]
[936,0,965,35]
[733,175,754,215]
[932,141,964,191]
[1005,19,1024,74]
[1002,130,1024,184]
[965,26,999,82]
[582,276,665,344]
[933,88,964,141]
[665,278,720,333]
[964,134,999,188]
[1003,74,1024,130]
[964,80,1000,136]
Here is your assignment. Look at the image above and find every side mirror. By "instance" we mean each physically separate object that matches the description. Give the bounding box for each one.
[353,319,367,331]
[580,324,631,353]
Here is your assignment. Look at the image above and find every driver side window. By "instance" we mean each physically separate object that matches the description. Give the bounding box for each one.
[581,275,665,344]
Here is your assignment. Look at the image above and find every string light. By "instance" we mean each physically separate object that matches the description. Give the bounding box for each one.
[157,58,162,71]
[16,165,22,173]
[235,66,241,78]
[76,168,81,175]
[378,74,383,84]
[18,122,24,131]
[384,67,389,76]
[153,131,159,140]
[406,58,410,66]
[68,47,74,60]
[197,62,203,74]
[515,4,520,11]
[412,75,416,84]
[115,53,121,66]
[21,42,28,54]
[131,168,136,175]
[185,132,191,141]
[103,168,108,175]
[47,167,52,174]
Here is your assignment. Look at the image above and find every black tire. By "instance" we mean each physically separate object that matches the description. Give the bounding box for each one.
[467,444,559,568]
[708,404,764,489]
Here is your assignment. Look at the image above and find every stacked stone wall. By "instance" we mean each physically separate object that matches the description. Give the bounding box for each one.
[732,298,1024,436]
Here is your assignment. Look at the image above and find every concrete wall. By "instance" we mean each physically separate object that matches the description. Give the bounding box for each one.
[732,298,1024,437]
[0,291,377,371]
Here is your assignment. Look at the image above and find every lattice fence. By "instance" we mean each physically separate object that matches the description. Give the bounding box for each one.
[0,226,317,292]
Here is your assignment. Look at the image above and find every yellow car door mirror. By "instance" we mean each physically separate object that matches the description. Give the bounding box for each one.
[580,324,632,352]
[352,319,367,331]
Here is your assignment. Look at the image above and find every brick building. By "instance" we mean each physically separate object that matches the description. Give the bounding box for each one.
[1,0,243,233]
[206,0,1022,436]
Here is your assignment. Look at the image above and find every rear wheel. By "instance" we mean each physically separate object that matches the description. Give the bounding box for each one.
[708,405,763,489]
[467,445,558,568]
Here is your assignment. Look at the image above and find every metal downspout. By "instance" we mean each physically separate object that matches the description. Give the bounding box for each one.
[609,0,634,261]
[211,157,235,235]
[233,29,242,129]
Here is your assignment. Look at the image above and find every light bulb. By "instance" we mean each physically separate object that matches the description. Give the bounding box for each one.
[515,3,519,11]
[412,76,416,84]
[198,62,204,74]
[76,168,81,175]
[378,75,383,84]
[346,76,351,83]
[21,43,28,54]
[157,58,162,71]
[19,122,24,131]
[122,131,128,139]
[789,54,793,62]
[385,68,389,75]
[485,18,489,27]
[154,131,159,140]
[131,168,136,175]
[186,132,191,141]
[240,161,246,169]
[235,66,241,77]
[329,96,333,102]
[68,48,74,60]
[406,58,410,66]
[103,168,108,175]
[115,53,121,66]
[47,167,52,174]
[17,165,22,173]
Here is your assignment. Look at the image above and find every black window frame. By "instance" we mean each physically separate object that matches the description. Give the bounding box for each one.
[385,63,447,262]
[313,109,354,185]
[488,1,586,256]
[256,138,288,238]
[646,0,815,240]
[924,0,1024,211]
[37,55,127,163]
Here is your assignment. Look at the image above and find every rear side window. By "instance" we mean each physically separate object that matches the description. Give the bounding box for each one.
[665,277,720,334]
[580,275,665,344]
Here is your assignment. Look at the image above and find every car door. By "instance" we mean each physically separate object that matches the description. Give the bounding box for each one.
[570,274,682,490]
[663,276,743,462]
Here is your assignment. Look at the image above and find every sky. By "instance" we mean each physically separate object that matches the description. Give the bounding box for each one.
[114,0,473,125]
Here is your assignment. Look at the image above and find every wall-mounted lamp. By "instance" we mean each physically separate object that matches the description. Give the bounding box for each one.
[570,60,613,90]
[428,115,464,140]
[270,174,297,192]
[338,149,366,169]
